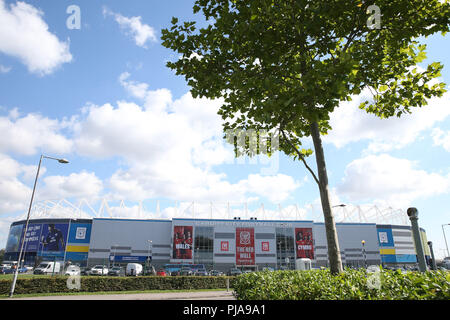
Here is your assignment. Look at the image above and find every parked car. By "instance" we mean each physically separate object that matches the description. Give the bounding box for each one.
[33,262,61,275]
[126,263,143,276]
[228,268,242,276]
[209,270,224,276]
[107,266,124,276]
[179,266,193,276]
[143,265,157,276]
[156,269,167,276]
[262,267,275,272]
[194,269,209,276]
[24,265,34,272]
[90,265,109,275]
[80,267,91,276]
[65,265,81,276]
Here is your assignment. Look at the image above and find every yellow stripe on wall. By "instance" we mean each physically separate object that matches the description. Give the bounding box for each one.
[66,245,90,253]
[380,248,396,255]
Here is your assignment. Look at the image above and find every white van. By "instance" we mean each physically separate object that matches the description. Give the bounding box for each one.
[65,265,81,276]
[295,258,312,271]
[33,262,61,275]
[126,263,143,276]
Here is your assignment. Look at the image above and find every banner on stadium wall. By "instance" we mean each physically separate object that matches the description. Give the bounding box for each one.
[236,227,255,265]
[6,224,24,252]
[22,223,44,252]
[6,222,69,256]
[173,226,193,259]
[295,228,314,259]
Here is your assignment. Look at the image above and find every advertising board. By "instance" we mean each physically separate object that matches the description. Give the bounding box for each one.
[295,228,314,259]
[236,227,255,265]
[173,226,193,259]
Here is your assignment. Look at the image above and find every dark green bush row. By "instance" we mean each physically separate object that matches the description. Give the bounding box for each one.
[233,269,450,300]
[0,276,236,296]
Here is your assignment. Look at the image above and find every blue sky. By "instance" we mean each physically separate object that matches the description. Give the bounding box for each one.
[1,0,449,259]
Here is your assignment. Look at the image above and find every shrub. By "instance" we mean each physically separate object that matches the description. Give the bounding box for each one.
[0,276,236,296]
[232,268,450,300]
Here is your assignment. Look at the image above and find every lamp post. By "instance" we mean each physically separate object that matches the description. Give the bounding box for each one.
[277,241,281,270]
[427,241,437,271]
[9,154,69,298]
[146,240,153,275]
[407,208,427,272]
[361,240,367,268]
[442,224,450,258]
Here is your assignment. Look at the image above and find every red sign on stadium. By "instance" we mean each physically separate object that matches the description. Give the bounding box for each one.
[173,226,193,259]
[236,228,255,265]
[221,241,229,251]
[295,228,314,259]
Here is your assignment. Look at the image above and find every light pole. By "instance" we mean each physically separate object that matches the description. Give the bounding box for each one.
[147,240,152,274]
[361,240,367,268]
[9,154,69,298]
[427,241,437,270]
[407,208,427,272]
[442,224,450,258]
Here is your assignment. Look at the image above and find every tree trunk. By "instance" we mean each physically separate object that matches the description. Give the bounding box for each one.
[310,121,343,274]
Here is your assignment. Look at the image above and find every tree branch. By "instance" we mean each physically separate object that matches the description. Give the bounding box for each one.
[280,128,320,186]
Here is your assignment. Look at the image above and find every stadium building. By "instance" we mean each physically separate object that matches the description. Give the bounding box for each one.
[4,217,431,272]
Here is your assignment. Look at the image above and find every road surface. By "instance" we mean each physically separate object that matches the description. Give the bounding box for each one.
[6,290,236,300]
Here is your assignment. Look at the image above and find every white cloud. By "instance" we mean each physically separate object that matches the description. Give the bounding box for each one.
[0,0,72,75]
[432,128,450,152]
[325,89,450,153]
[0,111,73,155]
[0,64,11,73]
[103,7,157,48]
[336,154,450,208]
[0,154,31,214]
[73,73,300,203]
[38,171,103,200]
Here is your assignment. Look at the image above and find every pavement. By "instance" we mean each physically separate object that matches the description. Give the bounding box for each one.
[6,290,236,300]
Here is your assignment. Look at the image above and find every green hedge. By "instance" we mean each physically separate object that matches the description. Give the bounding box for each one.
[233,269,450,300]
[0,276,236,296]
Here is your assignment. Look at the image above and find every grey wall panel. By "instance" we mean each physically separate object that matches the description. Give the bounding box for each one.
[88,218,172,261]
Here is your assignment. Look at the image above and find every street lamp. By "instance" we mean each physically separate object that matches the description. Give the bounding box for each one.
[407,208,427,272]
[442,224,450,258]
[427,241,437,270]
[147,240,153,274]
[9,154,69,298]
[361,240,367,268]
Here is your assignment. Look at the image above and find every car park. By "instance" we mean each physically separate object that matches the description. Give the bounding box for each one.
[90,265,109,275]
[107,266,124,276]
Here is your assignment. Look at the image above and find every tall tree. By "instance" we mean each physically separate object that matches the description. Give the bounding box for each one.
[162,0,449,274]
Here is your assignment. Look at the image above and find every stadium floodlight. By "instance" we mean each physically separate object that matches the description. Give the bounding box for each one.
[9,154,69,298]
